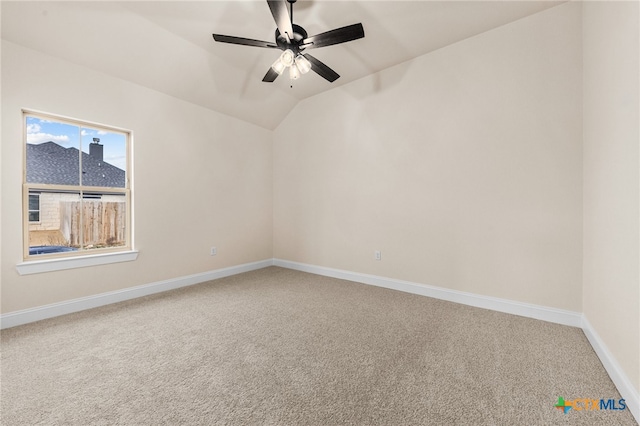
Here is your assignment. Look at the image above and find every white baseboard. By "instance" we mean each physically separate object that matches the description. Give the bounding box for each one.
[582,316,640,423]
[273,259,583,327]
[0,259,274,329]
[2,258,582,330]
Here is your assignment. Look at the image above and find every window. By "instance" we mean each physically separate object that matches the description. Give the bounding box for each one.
[23,111,132,259]
[28,193,40,222]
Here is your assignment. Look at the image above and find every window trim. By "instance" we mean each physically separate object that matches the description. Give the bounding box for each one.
[16,250,139,275]
[22,109,133,263]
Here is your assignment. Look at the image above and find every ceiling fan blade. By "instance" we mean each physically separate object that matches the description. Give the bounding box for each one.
[262,67,280,83]
[303,54,340,82]
[301,23,364,50]
[267,0,294,42]
[212,34,278,49]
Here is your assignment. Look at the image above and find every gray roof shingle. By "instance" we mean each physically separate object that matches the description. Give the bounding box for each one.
[26,142,125,188]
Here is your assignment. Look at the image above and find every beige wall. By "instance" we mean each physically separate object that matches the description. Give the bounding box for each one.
[274,2,583,311]
[582,1,640,392]
[1,40,273,313]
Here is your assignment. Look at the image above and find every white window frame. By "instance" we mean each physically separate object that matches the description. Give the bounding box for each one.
[18,110,137,275]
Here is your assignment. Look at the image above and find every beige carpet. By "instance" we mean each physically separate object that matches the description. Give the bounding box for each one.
[1,267,636,425]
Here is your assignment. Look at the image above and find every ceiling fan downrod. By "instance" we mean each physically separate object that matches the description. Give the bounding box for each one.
[288,0,295,26]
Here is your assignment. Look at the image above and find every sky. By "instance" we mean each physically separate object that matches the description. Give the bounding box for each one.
[26,116,128,171]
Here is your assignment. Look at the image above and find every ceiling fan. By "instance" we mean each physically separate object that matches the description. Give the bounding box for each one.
[212,0,365,83]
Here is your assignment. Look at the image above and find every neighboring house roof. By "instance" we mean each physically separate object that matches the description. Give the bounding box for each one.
[26,141,125,188]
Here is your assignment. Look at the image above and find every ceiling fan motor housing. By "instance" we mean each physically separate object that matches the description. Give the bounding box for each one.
[275,24,308,53]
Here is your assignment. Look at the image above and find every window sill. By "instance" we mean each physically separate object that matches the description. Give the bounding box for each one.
[16,250,139,275]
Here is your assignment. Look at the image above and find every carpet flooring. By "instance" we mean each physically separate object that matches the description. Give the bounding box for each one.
[1,267,636,425]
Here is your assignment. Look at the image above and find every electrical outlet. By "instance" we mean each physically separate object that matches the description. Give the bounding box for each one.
[210,247,217,256]
[374,250,381,261]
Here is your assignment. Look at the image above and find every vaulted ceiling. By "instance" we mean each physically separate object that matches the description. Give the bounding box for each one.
[1,1,564,129]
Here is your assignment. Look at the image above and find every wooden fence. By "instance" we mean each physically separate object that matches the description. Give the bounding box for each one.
[60,201,126,248]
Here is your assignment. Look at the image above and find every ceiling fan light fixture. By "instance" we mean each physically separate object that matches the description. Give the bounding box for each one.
[289,63,301,80]
[279,49,295,67]
[271,58,286,75]
[294,55,311,74]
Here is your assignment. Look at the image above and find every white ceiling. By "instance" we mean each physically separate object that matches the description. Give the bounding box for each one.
[1,1,565,129]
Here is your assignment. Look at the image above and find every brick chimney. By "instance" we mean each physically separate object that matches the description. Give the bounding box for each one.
[90,138,103,161]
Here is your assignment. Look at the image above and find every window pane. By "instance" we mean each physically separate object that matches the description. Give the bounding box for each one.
[81,128,126,188]
[23,111,131,259]
[28,191,80,255]
[81,193,127,249]
[28,194,40,210]
[26,117,80,185]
